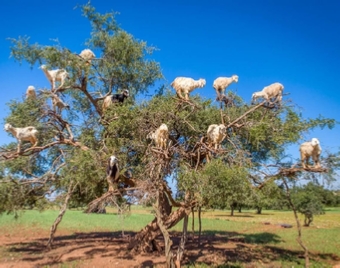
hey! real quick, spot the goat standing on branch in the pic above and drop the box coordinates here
[147,123,169,150]
[102,89,129,113]
[213,75,239,100]
[4,123,38,153]
[79,48,96,65]
[51,93,70,114]
[25,85,36,100]
[40,65,69,91]
[171,77,206,101]
[207,124,227,149]
[106,155,120,192]
[252,82,284,104]
[299,138,322,169]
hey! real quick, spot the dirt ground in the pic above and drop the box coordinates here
[0,226,339,268]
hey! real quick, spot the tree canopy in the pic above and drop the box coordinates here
[0,3,339,266]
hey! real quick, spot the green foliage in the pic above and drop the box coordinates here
[250,181,282,213]
[203,160,251,211]
[0,176,43,214]
[83,3,163,95]
[243,106,336,162]
[291,182,326,226]
[1,3,164,212]
[5,98,42,127]
[0,3,338,222]
[61,149,107,206]
[5,97,57,148]
[178,159,251,211]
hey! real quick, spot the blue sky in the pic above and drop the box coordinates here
[1,0,339,185]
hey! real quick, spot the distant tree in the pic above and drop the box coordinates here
[291,183,326,226]
[334,190,340,206]
[180,159,252,216]
[250,180,281,214]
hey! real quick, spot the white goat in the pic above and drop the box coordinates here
[51,93,70,113]
[40,65,69,91]
[171,77,206,100]
[147,123,169,149]
[79,49,96,65]
[4,123,38,153]
[26,85,36,100]
[252,82,284,104]
[213,75,239,99]
[299,138,322,169]
[207,124,227,149]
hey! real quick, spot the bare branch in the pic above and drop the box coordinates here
[226,101,265,128]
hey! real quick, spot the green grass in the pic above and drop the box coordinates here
[0,209,154,233]
[324,207,340,212]
[197,209,340,255]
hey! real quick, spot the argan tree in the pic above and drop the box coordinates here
[291,182,328,226]
[0,3,338,268]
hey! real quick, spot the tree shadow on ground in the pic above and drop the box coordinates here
[4,230,340,267]
[6,231,164,267]
[214,214,254,218]
[213,212,275,218]
[170,230,340,266]
[200,230,281,244]
[243,232,282,244]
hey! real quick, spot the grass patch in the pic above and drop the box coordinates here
[0,209,154,233]
[198,209,340,256]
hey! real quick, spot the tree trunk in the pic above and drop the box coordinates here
[283,178,310,268]
[198,206,202,246]
[230,205,234,216]
[304,213,313,227]
[191,207,195,240]
[238,205,242,213]
[256,207,262,214]
[154,191,176,268]
[47,182,76,249]
[176,214,188,267]
[128,199,191,253]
